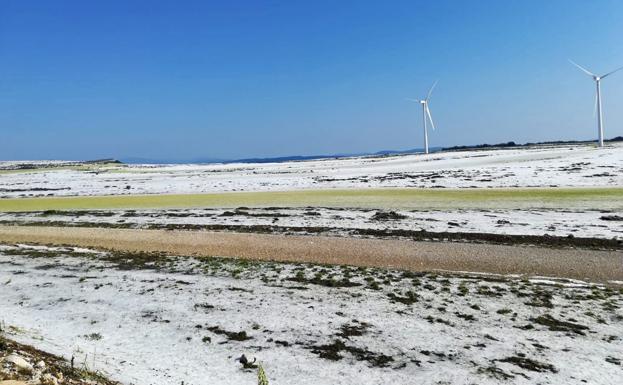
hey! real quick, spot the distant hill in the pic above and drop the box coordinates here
[120,156,227,164]
[121,148,432,165]
[443,136,623,152]
[119,136,622,165]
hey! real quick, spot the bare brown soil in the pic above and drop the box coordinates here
[4,219,620,250]
[1,225,622,283]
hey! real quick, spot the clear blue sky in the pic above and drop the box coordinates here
[1,0,622,161]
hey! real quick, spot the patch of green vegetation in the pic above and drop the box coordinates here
[364,277,381,290]
[336,322,371,339]
[602,300,619,312]
[476,285,504,297]
[308,339,394,367]
[0,332,7,352]
[100,250,173,271]
[285,270,360,288]
[532,314,589,335]
[387,290,419,305]
[525,289,554,308]
[455,312,477,321]
[514,323,535,330]
[477,365,515,380]
[83,332,102,341]
[206,326,252,341]
[1,187,622,212]
[603,335,619,343]
[497,355,557,373]
[424,316,454,326]
[457,282,469,296]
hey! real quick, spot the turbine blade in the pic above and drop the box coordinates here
[405,98,420,102]
[426,105,436,131]
[569,59,596,77]
[426,80,438,101]
[593,89,598,117]
[601,65,623,79]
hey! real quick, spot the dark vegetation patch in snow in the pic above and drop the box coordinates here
[600,215,623,221]
[497,355,557,373]
[1,243,622,384]
[206,326,252,342]
[4,213,621,250]
[307,339,395,367]
[370,211,408,221]
[531,314,589,335]
[286,270,361,288]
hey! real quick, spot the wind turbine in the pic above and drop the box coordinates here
[569,59,623,147]
[407,81,437,154]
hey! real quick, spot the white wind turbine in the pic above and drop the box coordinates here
[407,81,437,154]
[569,59,623,147]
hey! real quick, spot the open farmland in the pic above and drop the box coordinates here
[1,144,622,199]
[0,226,621,282]
[4,3,623,384]
[1,144,622,385]
[1,244,622,385]
[0,187,621,212]
[0,205,622,244]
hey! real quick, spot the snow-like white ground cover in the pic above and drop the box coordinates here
[1,244,621,385]
[1,207,621,240]
[1,144,621,198]
[0,160,84,170]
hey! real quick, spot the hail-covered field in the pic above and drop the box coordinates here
[1,143,622,240]
[1,144,622,385]
[0,206,621,241]
[1,144,622,198]
[1,244,622,385]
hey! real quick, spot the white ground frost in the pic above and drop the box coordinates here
[1,144,622,198]
[1,207,622,240]
[1,244,621,385]
[1,144,622,385]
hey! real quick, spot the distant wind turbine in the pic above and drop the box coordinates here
[407,81,437,154]
[569,59,623,147]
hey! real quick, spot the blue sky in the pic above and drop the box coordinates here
[1,1,622,161]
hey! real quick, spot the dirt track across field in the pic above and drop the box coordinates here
[0,225,622,283]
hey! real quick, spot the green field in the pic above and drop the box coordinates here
[0,187,621,212]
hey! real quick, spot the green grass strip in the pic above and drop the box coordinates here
[0,187,621,212]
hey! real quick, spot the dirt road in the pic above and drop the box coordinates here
[0,225,621,283]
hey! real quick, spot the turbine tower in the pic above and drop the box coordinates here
[407,81,437,154]
[569,60,623,147]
